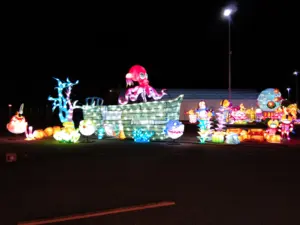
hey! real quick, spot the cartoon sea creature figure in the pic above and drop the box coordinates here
[220,99,232,123]
[164,120,185,139]
[118,65,167,104]
[264,119,281,143]
[196,100,208,129]
[79,120,96,136]
[278,114,294,140]
[7,104,27,134]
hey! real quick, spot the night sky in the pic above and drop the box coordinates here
[2,1,300,106]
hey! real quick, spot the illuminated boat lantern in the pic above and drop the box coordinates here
[82,95,183,141]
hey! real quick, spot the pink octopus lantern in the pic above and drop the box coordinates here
[118,65,167,105]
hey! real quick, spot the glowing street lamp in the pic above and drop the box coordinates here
[8,104,12,119]
[286,87,291,99]
[294,71,298,106]
[222,5,237,100]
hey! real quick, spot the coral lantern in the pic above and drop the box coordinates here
[7,104,27,134]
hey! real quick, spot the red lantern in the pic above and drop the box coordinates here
[267,101,276,109]
[274,97,281,102]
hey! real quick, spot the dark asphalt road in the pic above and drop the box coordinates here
[1,138,300,225]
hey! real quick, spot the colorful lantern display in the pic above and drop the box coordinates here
[255,108,263,122]
[220,99,232,123]
[33,130,47,140]
[212,131,226,143]
[226,128,247,142]
[185,110,197,123]
[278,114,294,140]
[44,127,54,136]
[48,77,81,123]
[287,104,298,120]
[79,119,96,136]
[118,65,167,104]
[215,111,226,132]
[264,119,281,143]
[82,95,183,141]
[132,128,154,143]
[104,124,119,137]
[230,107,247,124]
[118,124,126,140]
[196,100,209,129]
[97,127,105,139]
[164,120,184,139]
[257,88,283,118]
[246,129,265,142]
[53,121,80,143]
[225,133,240,144]
[25,126,35,140]
[7,104,27,134]
[197,119,213,143]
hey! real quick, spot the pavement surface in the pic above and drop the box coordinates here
[1,134,300,225]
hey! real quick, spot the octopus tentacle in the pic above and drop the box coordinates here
[148,87,167,100]
[118,86,142,105]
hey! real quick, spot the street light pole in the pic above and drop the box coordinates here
[294,71,298,106]
[228,18,231,100]
[223,6,236,100]
[287,87,291,100]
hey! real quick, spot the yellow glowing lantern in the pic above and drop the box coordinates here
[33,129,46,140]
[53,122,80,143]
[52,126,61,135]
[44,127,53,136]
[212,131,226,143]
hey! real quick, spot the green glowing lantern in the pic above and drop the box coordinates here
[211,131,226,143]
[82,95,184,141]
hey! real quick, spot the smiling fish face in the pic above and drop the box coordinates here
[165,120,185,139]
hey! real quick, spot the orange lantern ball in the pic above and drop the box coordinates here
[267,101,276,109]
[44,127,54,136]
[33,130,46,140]
[274,89,279,94]
[52,126,61,135]
[274,97,281,102]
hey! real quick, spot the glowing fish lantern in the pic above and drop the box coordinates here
[79,119,96,136]
[164,120,184,139]
[7,104,27,134]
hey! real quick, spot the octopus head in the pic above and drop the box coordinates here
[126,65,148,87]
